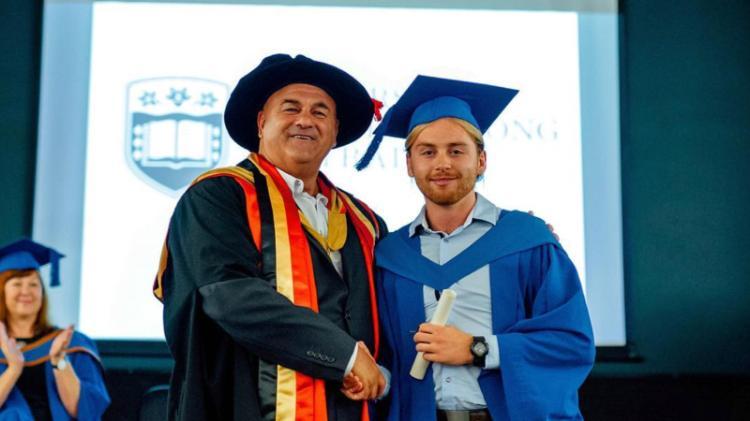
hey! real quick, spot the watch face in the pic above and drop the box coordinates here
[472,341,488,357]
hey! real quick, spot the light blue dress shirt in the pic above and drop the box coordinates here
[408,193,501,410]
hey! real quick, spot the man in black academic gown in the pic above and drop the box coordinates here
[154,54,386,421]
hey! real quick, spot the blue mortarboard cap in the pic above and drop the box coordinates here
[355,75,518,170]
[0,239,65,287]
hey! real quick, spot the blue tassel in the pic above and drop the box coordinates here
[50,251,61,287]
[355,108,394,171]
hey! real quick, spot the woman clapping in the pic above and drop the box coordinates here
[0,239,109,420]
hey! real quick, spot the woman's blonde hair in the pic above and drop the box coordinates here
[0,269,52,337]
[405,117,484,153]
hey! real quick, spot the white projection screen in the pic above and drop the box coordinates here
[33,0,625,347]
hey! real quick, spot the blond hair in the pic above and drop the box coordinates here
[405,117,484,153]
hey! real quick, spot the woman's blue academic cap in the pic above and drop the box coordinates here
[355,75,518,170]
[0,239,64,286]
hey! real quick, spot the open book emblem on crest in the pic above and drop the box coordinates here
[125,78,229,195]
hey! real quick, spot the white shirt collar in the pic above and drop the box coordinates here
[276,167,329,206]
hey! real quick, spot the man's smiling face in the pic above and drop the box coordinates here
[407,118,486,207]
[257,83,339,176]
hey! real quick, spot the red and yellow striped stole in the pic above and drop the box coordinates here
[152,165,260,301]
[154,153,381,421]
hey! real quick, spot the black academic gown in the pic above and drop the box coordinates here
[161,159,384,421]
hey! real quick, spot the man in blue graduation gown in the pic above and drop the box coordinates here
[356,76,595,420]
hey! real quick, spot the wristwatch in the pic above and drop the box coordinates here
[52,357,69,371]
[470,336,488,368]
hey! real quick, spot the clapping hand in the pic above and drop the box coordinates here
[0,322,24,372]
[49,325,73,366]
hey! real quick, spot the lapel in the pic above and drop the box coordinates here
[303,229,346,285]
[339,217,367,289]
[303,217,365,291]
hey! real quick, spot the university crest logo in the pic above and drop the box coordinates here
[125,78,229,195]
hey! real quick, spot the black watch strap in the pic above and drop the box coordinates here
[470,336,488,368]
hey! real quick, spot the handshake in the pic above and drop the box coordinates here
[340,341,386,401]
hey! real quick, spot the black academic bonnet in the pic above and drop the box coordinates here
[224,54,374,151]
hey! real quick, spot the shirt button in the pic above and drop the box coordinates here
[445,377,451,383]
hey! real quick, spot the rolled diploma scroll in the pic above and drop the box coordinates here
[409,289,457,380]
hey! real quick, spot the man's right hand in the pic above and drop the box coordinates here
[341,341,384,401]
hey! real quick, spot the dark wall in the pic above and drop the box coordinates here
[596,0,750,376]
[1,0,748,399]
[0,0,41,242]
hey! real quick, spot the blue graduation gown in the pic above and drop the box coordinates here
[376,211,595,421]
[0,330,110,420]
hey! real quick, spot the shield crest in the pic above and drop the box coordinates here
[125,77,229,195]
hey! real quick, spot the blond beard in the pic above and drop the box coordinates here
[416,173,478,206]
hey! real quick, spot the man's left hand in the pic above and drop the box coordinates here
[413,323,473,366]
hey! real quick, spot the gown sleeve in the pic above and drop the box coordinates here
[0,387,34,420]
[493,244,596,420]
[68,350,110,420]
